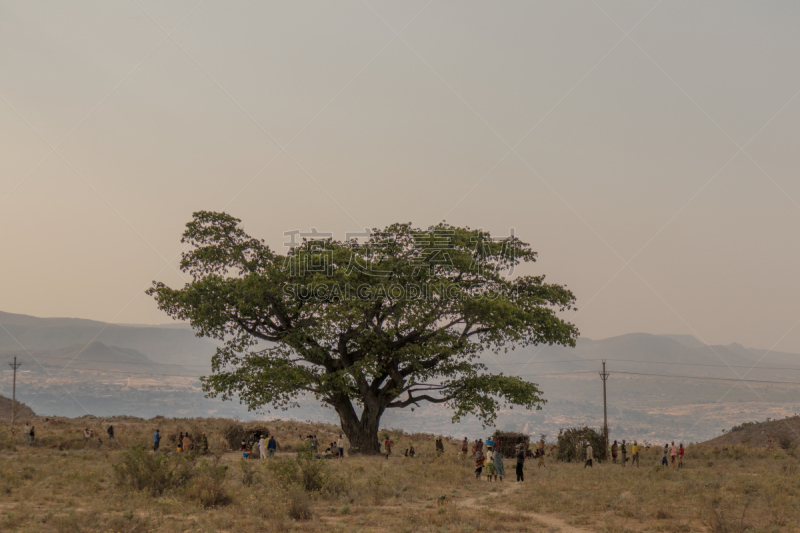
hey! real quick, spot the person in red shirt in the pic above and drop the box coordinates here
[384,437,392,459]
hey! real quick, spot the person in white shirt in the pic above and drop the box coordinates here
[258,435,266,460]
[584,444,593,468]
[337,435,346,458]
[24,424,31,445]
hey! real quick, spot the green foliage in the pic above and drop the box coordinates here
[111,445,195,496]
[148,212,579,451]
[556,427,607,463]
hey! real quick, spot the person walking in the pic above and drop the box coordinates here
[258,435,267,460]
[493,446,505,482]
[621,439,627,467]
[631,440,640,467]
[678,443,685,468]
[670,441,677,466]
[177,432,184,453]
[29,426,35,445]
[182,433,192,452]
[461,437,469,458]
[24,424,31,445]
[267,435,277,457]
[153,429,161,452]
[661,444,669,466]
[584,443,593,468]
[537,442,546,468]
[611,440,618,464]
[476,439,484,457]
[515,444,525,483]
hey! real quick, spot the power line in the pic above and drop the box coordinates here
[487,357,800,372]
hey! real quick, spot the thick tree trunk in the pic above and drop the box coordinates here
[331,395,383,455]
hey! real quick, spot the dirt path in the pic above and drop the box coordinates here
[457,482,593,533]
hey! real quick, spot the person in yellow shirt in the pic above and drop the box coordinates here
[631,441,639,467]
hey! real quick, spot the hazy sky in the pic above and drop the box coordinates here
[2,1,800,353]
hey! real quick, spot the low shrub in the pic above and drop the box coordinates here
[186,458,230,507]
[112,445,196,496]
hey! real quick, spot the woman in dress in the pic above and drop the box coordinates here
[493,446,505,482]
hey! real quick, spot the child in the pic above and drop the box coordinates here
[474,451,485,479]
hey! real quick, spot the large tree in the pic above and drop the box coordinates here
[148,211,578,453]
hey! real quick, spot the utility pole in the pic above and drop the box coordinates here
[9,357,21,437]
[599,360,610,458]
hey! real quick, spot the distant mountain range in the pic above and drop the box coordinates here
[0,310,217,367]
[2,310,799,443]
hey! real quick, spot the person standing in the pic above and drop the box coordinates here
[493,446,505,482]
[461,437,469,457]
[537,442,546,468]
[476,439,484,457]
[29,426,35,445]
[337,434,346,458]
[485,447,496,480]
[435,436,444,455]
[621,439,627,467]
[384,436,393,459]
[661,444,669,466]
[678,443,684,468]
[267,435,277,457]
[258,435,267,460]
[611,440,618,464]
[670,441,677,466]
[631,440,640,467]
[515,444,525,483]
[83,427,91,446]
[200,432,209,454]
[177,432,184,453]
[474,451,485,479]
[182,432,192,452]
[153,429,161,452]
[24,424,31,446]
[584,443,593,468]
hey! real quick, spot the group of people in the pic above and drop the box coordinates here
[81,425,115,446]
[608,439,638,467]
[465,437,546,483]
[301,434,345,459]
[583,439,685,468]
[243,434,276,459]
[661,441,685,468]
[174,430,208,454]
[22,424,35,445]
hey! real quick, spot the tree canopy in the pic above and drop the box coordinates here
[147,211,578,453]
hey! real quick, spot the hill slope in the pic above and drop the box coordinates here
[702,416,800,448]
[0,394,36,419]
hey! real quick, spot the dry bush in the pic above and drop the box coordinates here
[705,500,751,533]
[112,444,196,496]
[186,457,231,507]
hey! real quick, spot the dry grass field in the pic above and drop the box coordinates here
[0,415,797,533]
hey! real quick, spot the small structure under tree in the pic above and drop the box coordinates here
[556,426,607,463]
[492,430,530,458]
